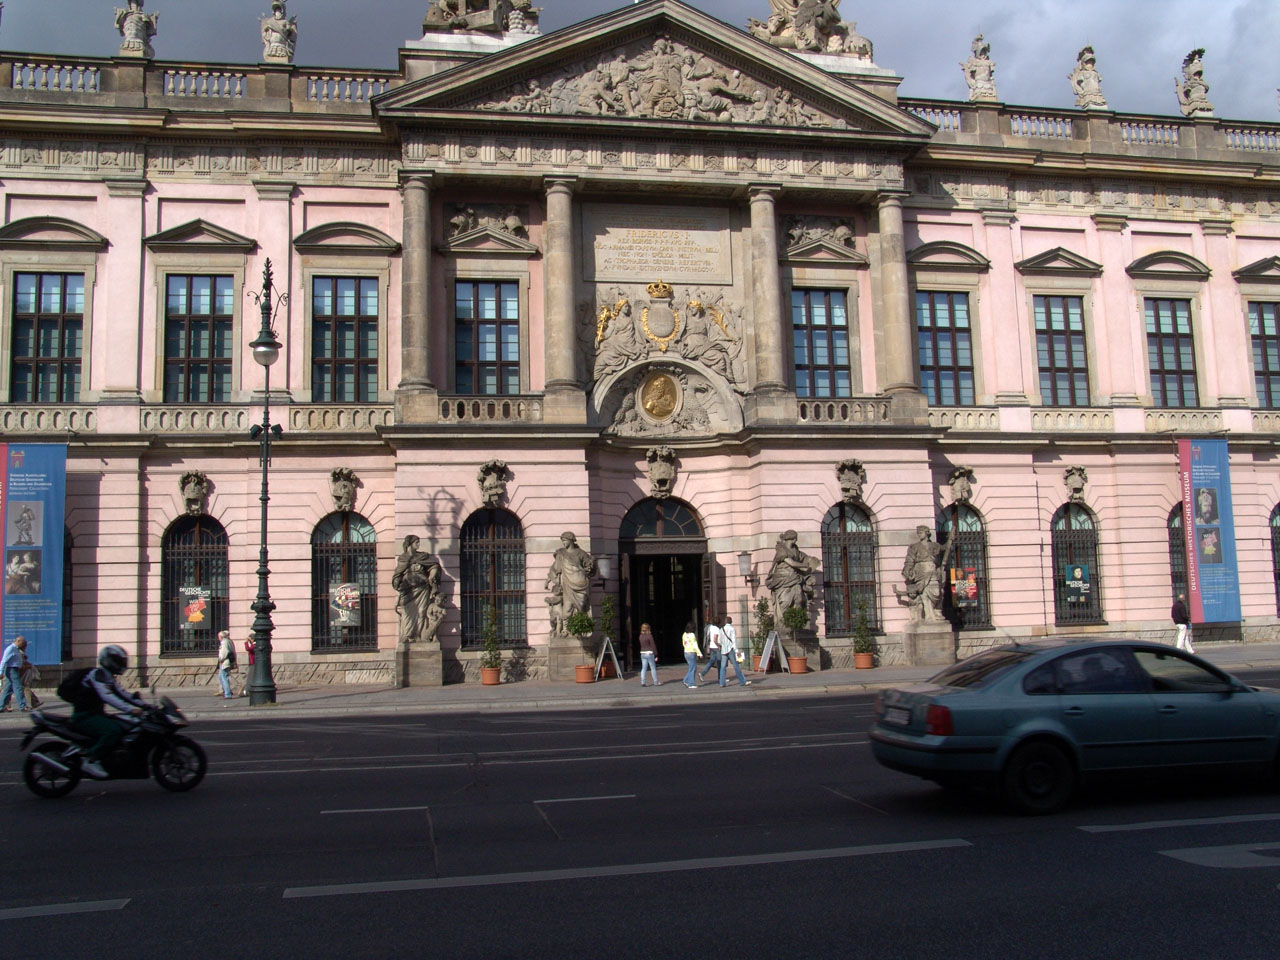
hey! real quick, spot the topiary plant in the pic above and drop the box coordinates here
[782,604,808,641]
[852,595,877,658]
[480,605,502,670]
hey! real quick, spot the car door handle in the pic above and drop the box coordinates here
[1063,707,1084,716]
[1159,705,1178,714]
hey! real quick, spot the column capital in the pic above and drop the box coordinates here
[104,178,149,198]
[876,189,911,208]
[1092,212,1128,232]
[399,172,433,191]
[1200,218,1233,237]
[252,180,296,202]
[544,175,578,194]
[747,183,782,202]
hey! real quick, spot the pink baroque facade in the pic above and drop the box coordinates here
[4,0,1280,685]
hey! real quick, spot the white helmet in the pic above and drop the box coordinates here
[98,645,128,675]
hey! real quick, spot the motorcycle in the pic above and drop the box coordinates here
[19,696,207,798]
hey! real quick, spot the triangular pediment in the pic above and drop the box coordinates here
[144,219,256,253]
[293,222,401,256]
[1126,251,1210,281]
[376,0,933,141]
[438,226,540,258]
[907,241,991,273]
[782,238,868,266]
[1015,246,1103,277]
[0,216,108,251]
[1233,256,1280,284]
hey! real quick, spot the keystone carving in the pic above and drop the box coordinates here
[948,466,975,504]
[477,459,512,508]
[330,468,358,512]
[646,445,677,499]
[836,459,867,503]
[1064,466,1088,503]
[180,471,210,517]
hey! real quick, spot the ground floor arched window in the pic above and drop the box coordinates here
[460,508,526,648]
[311,512,378,651]
[1168,505,1188,602]
[161,514,229,655]
[820,502,878,634]
[938,504,991,629]
[1050,503,1103,625]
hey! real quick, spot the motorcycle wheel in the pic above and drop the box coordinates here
[23,743,82,798]
[151,736,207,792]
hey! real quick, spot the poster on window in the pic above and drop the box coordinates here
[329,582,361,627]
[0,444,67,665]
[950,567,978,607]
[1064,564,1091,604]
[180,585,211,629]
[1180,438,1241,624]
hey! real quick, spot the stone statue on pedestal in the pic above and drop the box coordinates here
[545,532,595,637]
[260,1,298,64]
[961,34,998,102]
[1068,46,1108,110]
[1175,48,1214,118]
[894,525,953,623]
[115,0,158,59]
[392,535,445,643]
[765,530,818,629]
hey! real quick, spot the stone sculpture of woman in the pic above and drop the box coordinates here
[260,0,298,64]
[764,530,818,629]
[544,532,595,637]
[893,525,953,623]
[392,535,444,643]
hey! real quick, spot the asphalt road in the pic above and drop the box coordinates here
[4,669,1280,959]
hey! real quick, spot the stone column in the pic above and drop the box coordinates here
[396,174,437,422]
[876,190,925,419]
[95,178,147,434]
[749,185,785,391]
[542,176,585,422]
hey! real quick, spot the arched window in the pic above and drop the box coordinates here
[1270,504,1280,616]
[161,515,229,655]
[821,503,878,634]
[460,508,526,648]
[311,512,378,651]
[938,504,991,629]
[618,498,703,539]
[62,527,73,662]
[1168,505,1188,601]
[1050,503,1103,625]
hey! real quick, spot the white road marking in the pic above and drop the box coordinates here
[1079,813,1280,833]
[1160,842,1280,869]
[822,784,889,815]
[322,805,432,815]
[534,794,636,805]
[0,899,130,920]
[283,839,972,899]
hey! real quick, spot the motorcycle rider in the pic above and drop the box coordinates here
[70,645,146,780]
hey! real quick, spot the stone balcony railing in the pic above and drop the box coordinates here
[1144,408,1224,433]
[0,405,97,434]
[928,406,1001,431]
[437,396,544,423]
[797,397,890,423]
[1032,408,1114,432]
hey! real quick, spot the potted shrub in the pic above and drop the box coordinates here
[599,594,619,678]
[852,595,877,669]
[480,605,502,685]
[782,605,809,674]
[752,596,774,672]
[567,609,596,683]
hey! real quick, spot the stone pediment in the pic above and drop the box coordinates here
[1125,250,1210,281]
[293,222,401,256]
[144,219,256,254]
[907,241,991,273]
[376,0,933,140]
[438,226,540,258]
[782,237,868,266]
[1233,256,1280,284]
[1015,246,1103,277]
[0,216,108,251]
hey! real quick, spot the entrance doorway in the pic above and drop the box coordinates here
[618,498,708,663]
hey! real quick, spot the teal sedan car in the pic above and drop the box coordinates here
[869,640,1280,813]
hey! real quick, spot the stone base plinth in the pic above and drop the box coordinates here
[394,387,439,424]
[547,635,588,682]
[903,622,956,666]
[397,642,443,687]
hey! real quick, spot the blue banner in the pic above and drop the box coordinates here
[1,444,67,665]
[1179,438,1241,624]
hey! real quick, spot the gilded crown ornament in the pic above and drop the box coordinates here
[646,279,673,300]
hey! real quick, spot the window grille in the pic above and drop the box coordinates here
[161,515,229,655]
[821,502,878,634]
[1050,503,1103,624]
[938,504,992,628]
[311,512,378,651]
[460,509,526,648]
[1168,506,1188,602]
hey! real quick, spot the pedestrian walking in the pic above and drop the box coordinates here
[698,618,722,683]
[637,622,661,687]
[718,616,751,687]
[1171,592,1194,653]
[1,635,30,711]
[681,622,701,688]
[239,635,256,696]
[215,629,236,699]
[20,649,41,708]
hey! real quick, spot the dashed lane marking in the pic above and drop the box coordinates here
[1160,842,1280,869]
[1079,813,1280,833]
[0,899,130,921]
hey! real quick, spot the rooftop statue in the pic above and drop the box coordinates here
[115,0,158,59]
[1175,48,1214,118]
[746,0,872,58]
[260,1,298,64]
[423,0,539,36]
[961,34,998,102]
[1068,45,1108,110]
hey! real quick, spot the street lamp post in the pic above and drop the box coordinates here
[247,258,285,705]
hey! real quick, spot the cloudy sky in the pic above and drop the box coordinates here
[3,0,1277,120]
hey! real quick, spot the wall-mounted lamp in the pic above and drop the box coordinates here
[596,555,615,583]
[737,550,757,586]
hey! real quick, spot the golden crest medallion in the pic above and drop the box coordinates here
[639,373,680,422]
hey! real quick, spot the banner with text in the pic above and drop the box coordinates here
[1180,437,1241,624]
[1,444,67,665]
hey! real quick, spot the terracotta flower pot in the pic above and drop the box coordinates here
[574,663,596,683]
[854,652,874,670]
[752,655,763,673]
[787,655,808,674]
[481,666,501,685]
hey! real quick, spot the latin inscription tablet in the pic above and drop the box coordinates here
[582,203,732,284]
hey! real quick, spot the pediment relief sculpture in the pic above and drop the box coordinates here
[471,35,848,129]
[747,0,873,59]
[598,363,744,439]
[447,204,529,240]
[588,281,746,393]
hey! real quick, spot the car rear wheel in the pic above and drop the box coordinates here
[1002,740,1074,815]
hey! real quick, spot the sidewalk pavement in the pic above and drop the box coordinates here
[6,640,1280,727]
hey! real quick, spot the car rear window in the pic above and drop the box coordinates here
[929,649,1034,688]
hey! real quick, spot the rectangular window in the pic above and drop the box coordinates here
[164,275,234,403]
[11,272,84,402]
[1145,298,1197,408]
[916,291,975,406]
[792,289,851,398]
[312,276,379,402]
[1250,301,1280,409]
[1034,295,1090,406]
[454,281,520,395]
